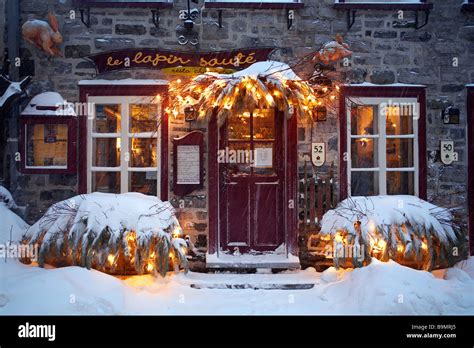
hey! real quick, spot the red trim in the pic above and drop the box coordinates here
[172,131,204,197]
[462,3,474,11]
[78,84,169,201]
[207,110,219,255]
[286,111,298,256]
[72,0,173,8]
[467,87,474,256]
[339,85,427,200]
[205,1,304,9]
[333,3,432,10]
[19,116,77,175]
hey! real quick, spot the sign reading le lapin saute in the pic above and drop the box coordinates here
[85,48,275,75]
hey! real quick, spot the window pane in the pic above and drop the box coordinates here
[253,109,274,140]
[94,104,121,133]
[254,142,274,175]
[351,138,378,168]
[129,171,157,195]
[351,171,379,196]
[130,138,157,167]
[227,142,251,174]
[93,138,120,167]
[387,172,414,195]
[386,138,414,168]
[26,124,68,167]
[386,106,414,135]
[228,112,250,140]
[351,105,378,135]
[130,104,159,133]
[92,172,120,193]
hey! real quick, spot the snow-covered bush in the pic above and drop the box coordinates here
[21,193,188,276]
[320,195,465,271]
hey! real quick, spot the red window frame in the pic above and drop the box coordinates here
[19,116,78,175]
[78,83,169,201]
[339,85,427,200]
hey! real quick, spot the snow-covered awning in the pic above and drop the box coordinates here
[21,92,77,116]
[78,78,168,86]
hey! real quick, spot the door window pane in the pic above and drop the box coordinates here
[386,138,414,168]
[254,142,274,175]
[386,106,414,135]
[130,138,157,167]
[92,172,120,193]
[351,105,378,135]
[228,112,251,140]
[94,104,121,133]
[351,171,379,196]
[253,109,275,140]
[227,142,251,174]
[387,171,414,195]
[93,138,120,167]
[130,104,159,133]
[26,124,68,167]
[129,171,157,195]
[351,138,378,168]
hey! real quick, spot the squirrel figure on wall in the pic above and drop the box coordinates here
[22,12,63,57]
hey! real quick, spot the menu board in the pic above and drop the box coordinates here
[176,145,200,184]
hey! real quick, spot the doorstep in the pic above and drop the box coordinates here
[205,252,301,269]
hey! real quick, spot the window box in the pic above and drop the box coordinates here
[462,0,474,12]
[333,0,433,11]
[339,84,427,200]
[72,0,173,8]
[204,0,304,9]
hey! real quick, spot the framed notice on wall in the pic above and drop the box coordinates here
[173,131,204,196]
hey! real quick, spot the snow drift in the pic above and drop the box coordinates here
[0,186,29,244]
[320,195,465,270]
[22,192,188,276]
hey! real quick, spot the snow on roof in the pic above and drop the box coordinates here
[21,92,77,116]
[78,79,169,86]
[346,82,426,87]
[218,60,300,81]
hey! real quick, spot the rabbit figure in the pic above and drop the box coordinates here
[22,12,63,57]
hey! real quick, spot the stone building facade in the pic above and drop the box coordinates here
[1,0,473,269]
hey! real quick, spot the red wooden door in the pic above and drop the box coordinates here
[219,109,285,253]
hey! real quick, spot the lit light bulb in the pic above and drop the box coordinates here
[107,254,115,265]
[146,262,154,272]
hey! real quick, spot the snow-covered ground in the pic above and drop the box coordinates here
[1,189,473,315]
[1,257,473,315]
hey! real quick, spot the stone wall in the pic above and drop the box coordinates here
[6,0,474,264]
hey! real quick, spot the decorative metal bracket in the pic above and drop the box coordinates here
[80,7,91,28]
[347,9,356,30]
[414,9,430,30]
[151,9,160,28]
[287,9,293,30]
[218,10,223,28]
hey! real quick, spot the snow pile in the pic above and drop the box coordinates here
[1,257,473,315]
[0,185,17,209]
[22,192,188,276]
[0,186,29,244]
[21,92,77,116]
[320,195,464,270]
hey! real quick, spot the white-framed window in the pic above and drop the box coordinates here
[87,96,162,196]
[346,97,419,196]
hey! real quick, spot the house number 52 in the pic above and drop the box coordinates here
[311,142,325,167]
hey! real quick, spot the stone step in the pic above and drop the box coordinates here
[190,283,315,290]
